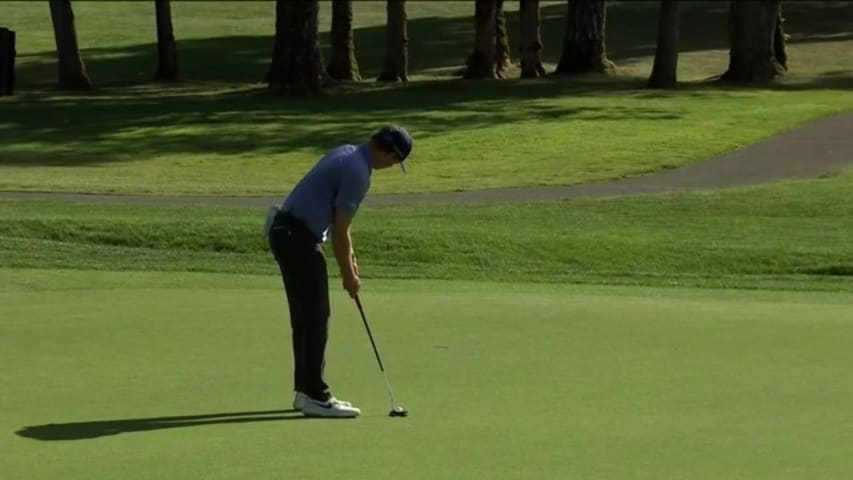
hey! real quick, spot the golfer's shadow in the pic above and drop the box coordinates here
[16,409,306,441]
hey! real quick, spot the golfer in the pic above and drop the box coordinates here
[267,126,413,418]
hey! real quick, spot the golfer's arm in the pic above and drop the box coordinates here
[332,212,357,278]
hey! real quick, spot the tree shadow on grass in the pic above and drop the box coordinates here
[2,1,848,169]
[0,77,685,167]
[16,409,311,441]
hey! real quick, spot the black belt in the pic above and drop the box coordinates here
[273,211,320,244]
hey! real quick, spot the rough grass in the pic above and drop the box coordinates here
[2,171,852,292]
[0,1,852,195]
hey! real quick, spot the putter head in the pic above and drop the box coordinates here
[389,406,408,417]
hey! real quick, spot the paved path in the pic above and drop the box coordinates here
[2,112,851,207]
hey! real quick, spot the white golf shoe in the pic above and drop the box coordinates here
[293,391,352,410]
[300,396,361,418]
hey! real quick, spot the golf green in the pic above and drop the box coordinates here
[3,269,852,479]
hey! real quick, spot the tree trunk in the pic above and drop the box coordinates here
[154,0,179,81]
[722,0,785,83]
[378,0,408,82]
[48,0,91,90]
[463,0,498,79]
[555,0,614,75]
[494,0,511,77]
[266,0,286,84]
[0,27,15,96]
[327,0,361,81]
[774,3,788,71]
[267,0,325,94]
[647,0,679,88]
[519,0,546,78]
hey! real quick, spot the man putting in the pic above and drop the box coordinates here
[267,126,413,418]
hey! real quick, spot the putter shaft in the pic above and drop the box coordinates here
[355,295,398,409]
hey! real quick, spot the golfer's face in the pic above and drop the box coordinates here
[375,150,399,170]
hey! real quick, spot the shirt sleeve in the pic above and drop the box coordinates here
[334,161,370,217]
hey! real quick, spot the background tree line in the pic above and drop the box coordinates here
[44,0,790,93]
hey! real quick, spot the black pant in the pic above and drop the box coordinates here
[269,212,331,401]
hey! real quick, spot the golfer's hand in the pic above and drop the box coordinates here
[352,254,360,276]
[343,273,361,299]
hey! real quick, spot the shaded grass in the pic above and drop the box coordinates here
[0,1,851,195]
[1,171,852,291]
[1,83,851,195]
[2,270,853,479]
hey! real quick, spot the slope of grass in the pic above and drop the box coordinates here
[3,270,853,480]
[1,171,852,291]
[0,1,851,195]
[1,84,851,195]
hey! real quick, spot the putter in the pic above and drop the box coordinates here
[354,295,408,418]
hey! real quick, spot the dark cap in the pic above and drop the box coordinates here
[373,125,413,173]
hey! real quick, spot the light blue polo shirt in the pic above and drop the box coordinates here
[282,144,372,242]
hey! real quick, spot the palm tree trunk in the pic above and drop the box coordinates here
[266,0,286,84]
[647,0,679,88]
[555,0,614,75]
[327,0,361,81]
[0,27,15,96]
[267,0,324,94]
[721,0,785,83]
[519,0,546,78]
[377,0,408,82]
[463,0,498,79]
[494,0,511,77]
[48,0,91,90]
[154,0,179,81]
[774,3,788,71]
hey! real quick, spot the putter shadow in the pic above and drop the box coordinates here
[16,409,307,441]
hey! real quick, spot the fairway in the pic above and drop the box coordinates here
[2,269,852,479]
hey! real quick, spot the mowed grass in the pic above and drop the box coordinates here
[1,170,852,291]
[3,3,852,477]
[2,270,853,479]
[0,1,852,194]
[1,84,850,195]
